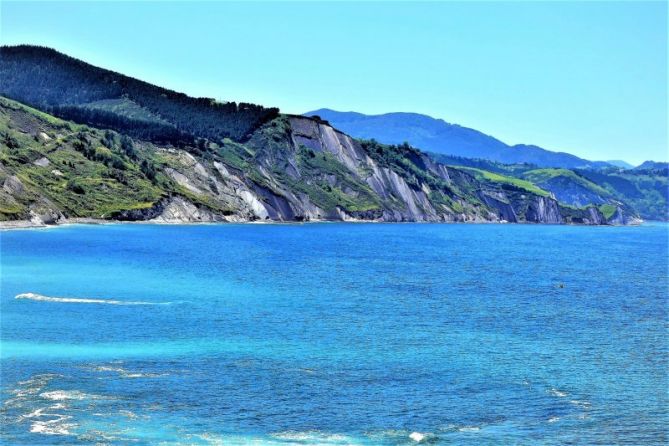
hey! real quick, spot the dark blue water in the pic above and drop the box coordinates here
[1,223,667,445]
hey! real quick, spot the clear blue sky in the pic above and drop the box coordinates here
[1,1,667,163]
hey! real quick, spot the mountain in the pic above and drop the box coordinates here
[634,161,668,172]
[0,46,640,226]
[606,160,634,169]
[304,109,612,169]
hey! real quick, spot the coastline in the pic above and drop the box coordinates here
[0,216,648,231]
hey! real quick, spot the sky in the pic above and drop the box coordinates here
[1,1,667,164]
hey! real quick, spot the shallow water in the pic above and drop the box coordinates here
[1,222,667,445]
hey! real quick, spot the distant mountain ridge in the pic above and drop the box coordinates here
[606,160,634,169]
[634,161,668,172]
[305,109,614,169]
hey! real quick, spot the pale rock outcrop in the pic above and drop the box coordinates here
[33,157,50,167]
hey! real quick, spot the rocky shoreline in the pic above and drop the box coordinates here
[0,215,644,231]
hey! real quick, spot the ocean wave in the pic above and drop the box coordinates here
[270,430,355,443]
[39,390,93,401]
[190,431,365,445]
[30,414,76,436]
[409,432,426,442]
[15,292,171,305]
[89,363,168,379]
[548,388,568,398]
[4,374,61,408]
[121,372,167,378]
[365,429,440,444]
[569,399,591,408]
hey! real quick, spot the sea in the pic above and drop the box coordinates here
[1,222,667,445]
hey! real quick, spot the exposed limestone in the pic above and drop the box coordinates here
[33,156,50,167]
[3,175,25,195]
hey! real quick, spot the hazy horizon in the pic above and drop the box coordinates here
[1,1,666,164]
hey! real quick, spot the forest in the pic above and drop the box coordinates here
[0,45,279,143]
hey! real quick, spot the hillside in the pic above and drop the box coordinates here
[304,109,612,169]
[0,45,279,143]
[633,161,669,172]
[575,168,668,221]
[1,96,627,226]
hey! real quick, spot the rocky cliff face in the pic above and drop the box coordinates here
[109,116,587,224]
[0,97,631,226]
[536,175,607,208]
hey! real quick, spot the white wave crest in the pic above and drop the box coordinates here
[549,388,568,398]
[30,414,76,436]
[269,431,358,444]
[15,292,169,305]
[569,399,591,408]
[39,390,91,401]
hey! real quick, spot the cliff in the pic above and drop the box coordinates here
[1,97,625,226]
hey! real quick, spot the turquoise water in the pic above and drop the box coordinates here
[1,222,667,445]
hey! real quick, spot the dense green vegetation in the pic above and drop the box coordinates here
[0,45,279,144]
[576,168,668,220]
[359,140,480,212]
[455,167,551,197]
[433,153,667,220]
[246,119,383,213]
[522,168,610,197]
[599,204,618,220]
[0,97,166,219]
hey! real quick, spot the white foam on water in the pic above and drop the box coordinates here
[30,414,76,436]
[119,409,138,419]
[5,374,62,408]
[458,426,481,432]
[549,388,568,398]
[569,399,591,408]
[548,416,560,423]
[18,407,48,420]
[192,431,365,446]
[18,403,69,420]
[89,363,167,379]
[409,431,425,442]
[92,365,127,373]
[39,390,92,401]
[271,431,359,445]
[121,372,166,378]
[15,292,171,305]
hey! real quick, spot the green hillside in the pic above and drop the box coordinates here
[455,166,551,197]
[0,45,279,144]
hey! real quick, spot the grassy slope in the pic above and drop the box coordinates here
[454,166,551,197]
[442,158,665,220]
[522,168,611,197]
[0,96,166,220]
[81,98,171,125]
[0,98,394,220]
[576,168,668,220]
